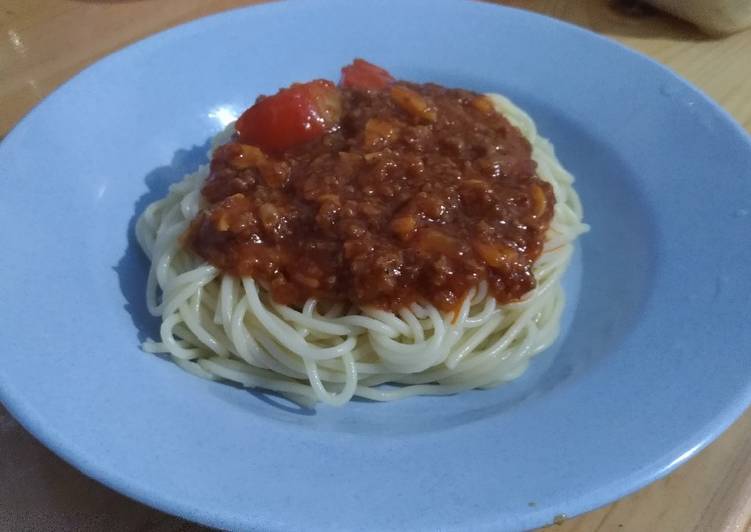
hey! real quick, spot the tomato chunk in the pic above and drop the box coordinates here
[236,79,341,154]
[340,59,395,90]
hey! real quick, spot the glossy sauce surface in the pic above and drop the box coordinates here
[189,79,555,311]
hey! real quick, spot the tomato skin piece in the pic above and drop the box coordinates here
[236,79,341,154]
[340,59,395,90]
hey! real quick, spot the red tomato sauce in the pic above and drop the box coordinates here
[187,60,555,312]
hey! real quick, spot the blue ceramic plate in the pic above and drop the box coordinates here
[1,1,750,530]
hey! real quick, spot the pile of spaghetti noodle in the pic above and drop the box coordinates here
[136,77,587,406]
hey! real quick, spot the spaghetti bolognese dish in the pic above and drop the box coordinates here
[136,59,588,406]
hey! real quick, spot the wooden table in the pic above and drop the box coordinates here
[1,1,750,530]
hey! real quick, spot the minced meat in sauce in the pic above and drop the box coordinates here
[187,60,555,312]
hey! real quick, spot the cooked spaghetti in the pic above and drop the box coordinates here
[136,60,587,406]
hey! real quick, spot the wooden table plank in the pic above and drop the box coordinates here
[0,0,261,137]
[1,1,750,530]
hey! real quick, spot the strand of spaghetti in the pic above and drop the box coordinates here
[293,300,317,338]
[160,313,200,360]
[471,281,488,305]
[363,309,412,337]
[177,297,230,357]
[153,222,188,283]
[398,308,425,343]
[198,357,318,399]
[444,313,505,370]
[368,305,447,372]
[250,325,360,384]
[218,274,236,326]
[272,302,355,336]
[409,303,429,320]
[304,352,358,405]
[355,358,521,401]
[162,269,218,318]
[228,299,266,366]
[242,278,358,360]
[179,186,202,220]
[174,357,217,380]
[165,264,219,295]
[242,327,308,379]
[463,297,499,327]
[330,314,398,337]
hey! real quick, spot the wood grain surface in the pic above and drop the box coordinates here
[1,1,750,531]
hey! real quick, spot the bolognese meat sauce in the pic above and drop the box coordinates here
[188,59,555,312]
